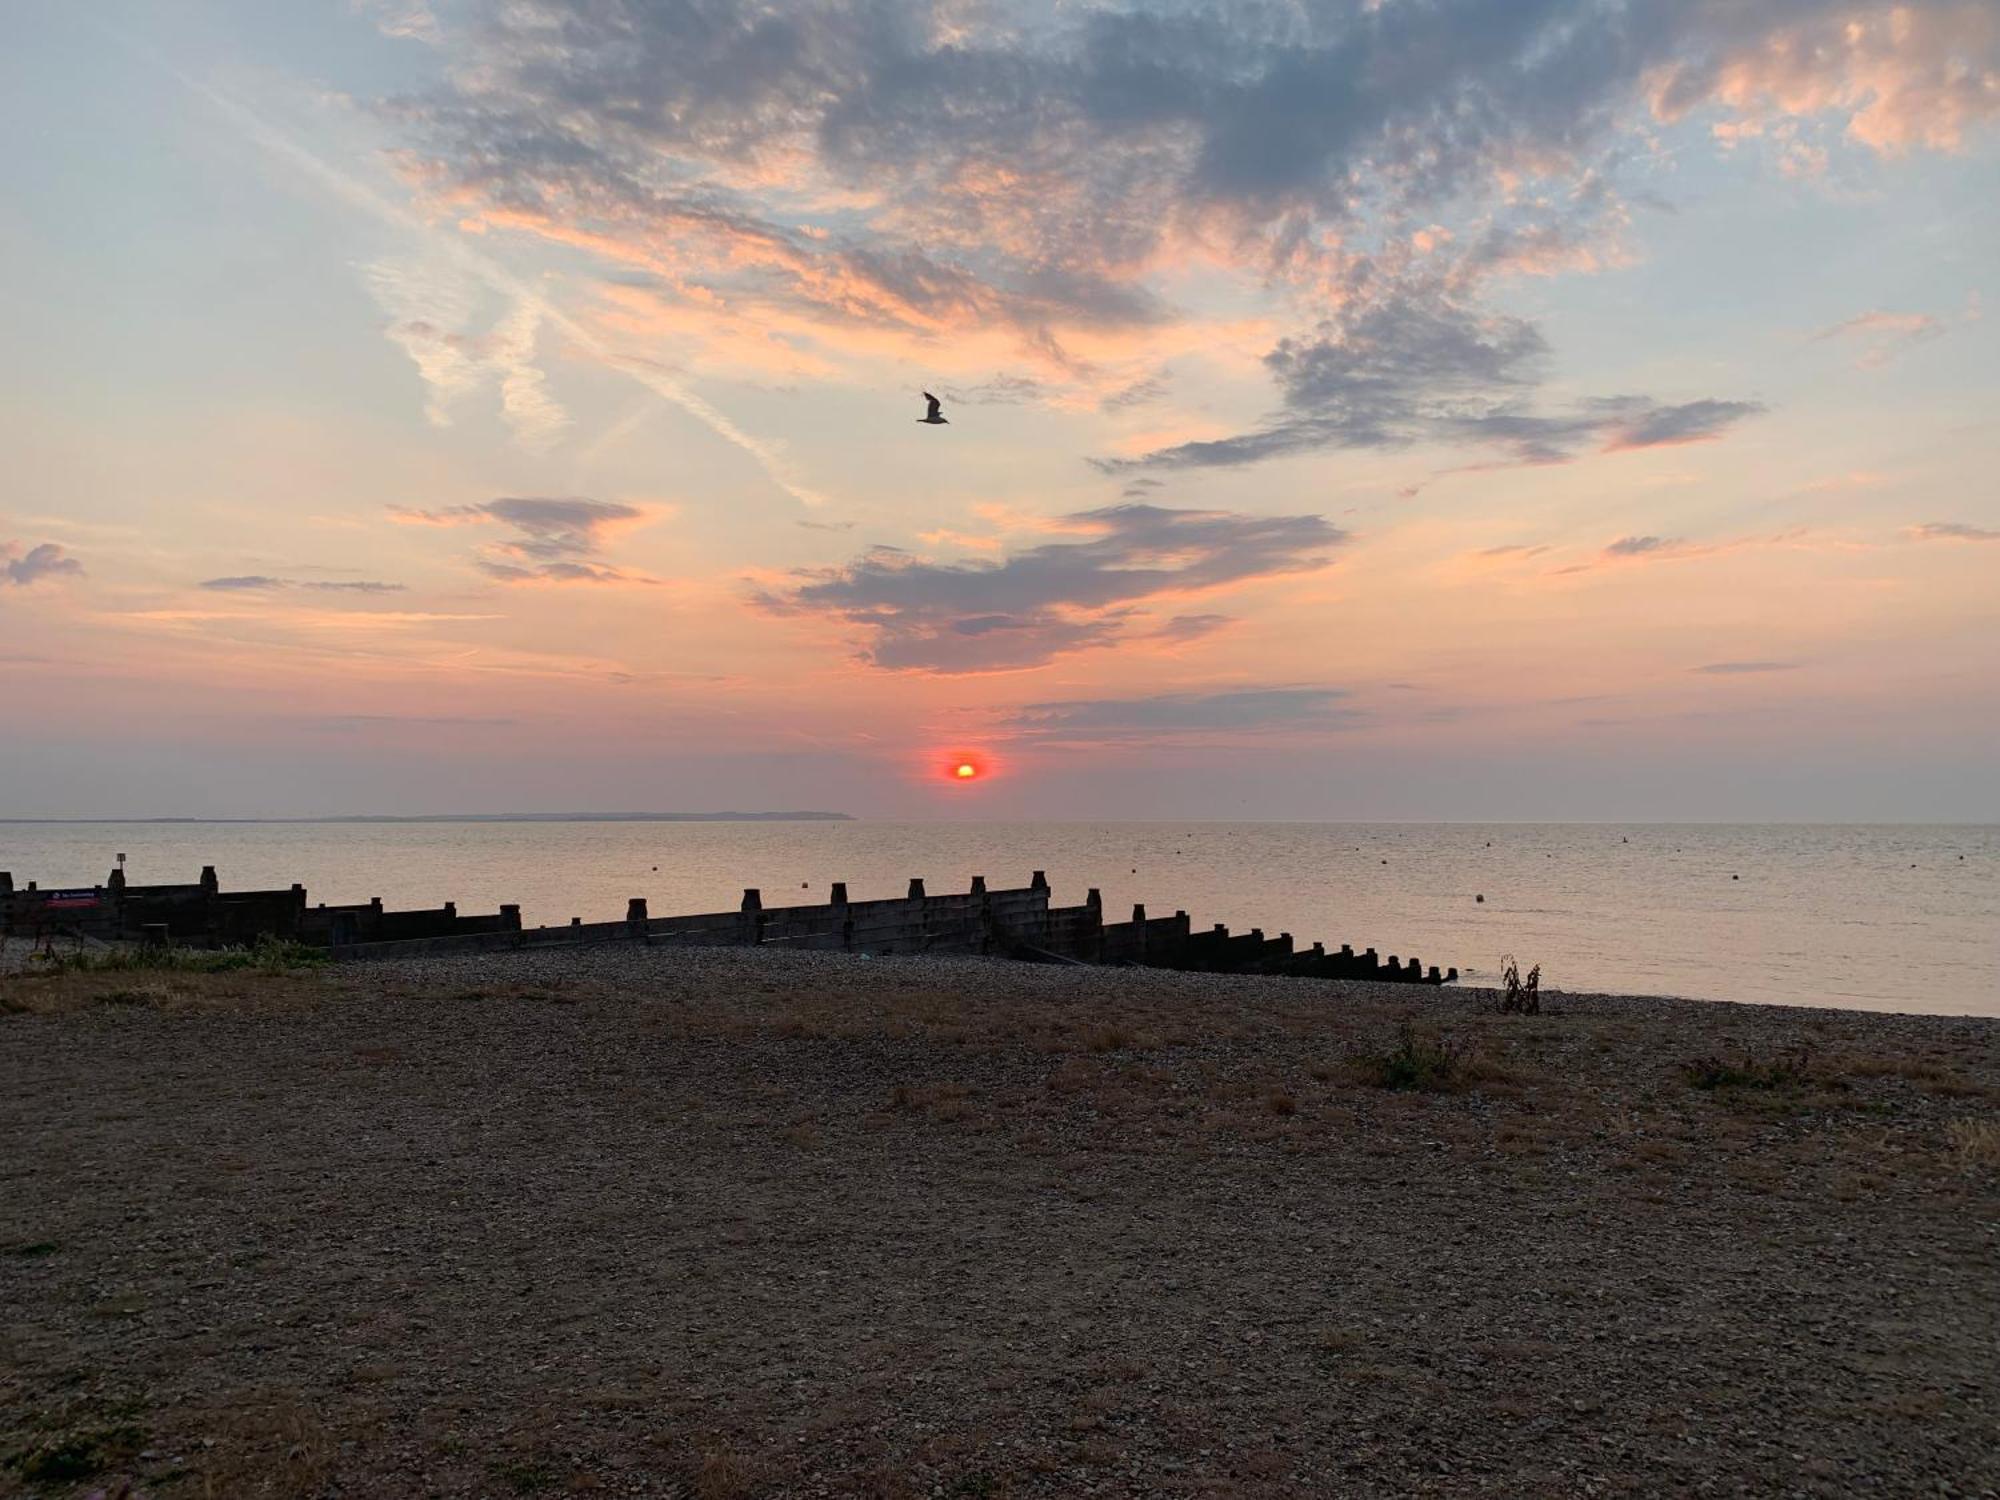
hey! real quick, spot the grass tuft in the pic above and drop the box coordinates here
[6,1423,147,1484]
[1944,1118,2000,1170]
[1351,1024,1468,1092]
[1679,1047,1817,1091]
[27,935,327,976]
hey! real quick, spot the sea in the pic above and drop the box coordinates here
[2,821,1994,1017]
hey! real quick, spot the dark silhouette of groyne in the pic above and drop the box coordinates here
[0,866,1455,985]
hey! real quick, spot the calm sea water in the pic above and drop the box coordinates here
[2,821,1994,1016]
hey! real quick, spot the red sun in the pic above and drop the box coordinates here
[943,753,986,782]
[931,749,996,785]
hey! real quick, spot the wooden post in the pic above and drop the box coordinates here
[831,882,850,950]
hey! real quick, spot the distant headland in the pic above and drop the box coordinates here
[0,811,856,825]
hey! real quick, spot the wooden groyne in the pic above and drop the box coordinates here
[0,867,1456,985]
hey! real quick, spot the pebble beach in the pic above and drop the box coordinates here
[3,944,1998,1497]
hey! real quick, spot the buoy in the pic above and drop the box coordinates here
[1732,874,1739,880]
[1381,859,1388,865]
[1476,894,1485,903]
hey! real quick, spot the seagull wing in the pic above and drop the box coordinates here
[922,392,942,419]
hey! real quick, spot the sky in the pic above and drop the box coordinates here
[1,0,1996,822]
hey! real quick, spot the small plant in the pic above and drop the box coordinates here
[1679,1046,1816,1091]
[1496,955,1541,1015]
[10,1434,107,1483]
[1353,1023,1467,1091]
[6,1423,145,1484]
[491,1458,555,1494]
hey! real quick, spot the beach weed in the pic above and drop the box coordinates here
[1353,1024,1468,1091]
[1496,955,1541,1015]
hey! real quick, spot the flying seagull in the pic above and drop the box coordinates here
[918,391,948,425]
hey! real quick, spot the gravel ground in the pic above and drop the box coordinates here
[3,944,1997,1499]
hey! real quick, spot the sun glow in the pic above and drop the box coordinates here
[955,762,978,779]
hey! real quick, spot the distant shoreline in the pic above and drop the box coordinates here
[0,812,856,825]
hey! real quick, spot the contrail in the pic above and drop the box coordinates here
[97,21,830,508]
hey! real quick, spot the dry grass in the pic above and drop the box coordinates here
[1944,1118,2000,1170]
[189,1394,335,1500]
[690,1445,760,1500]
[1678,1045,1822,1092]
[0,967,330,1018]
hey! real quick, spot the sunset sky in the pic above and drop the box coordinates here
[3,0,1996,820]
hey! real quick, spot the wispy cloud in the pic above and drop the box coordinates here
[299,713,515,729]
[760,504,1343,672]
[354,0,441,44]
[1907,521,2000,542]
[1814,309,1947,368]
[1149,614,1236,644]
[199,575,406,593]
[106,35,828,506]
[1605,535,1677,558]
[390,497,653,583]
[1693,661,1802,675]
[365,258,570,451]
[1007,687,1359,741]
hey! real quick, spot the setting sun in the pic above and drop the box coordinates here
[955,762,978,779]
